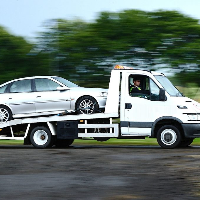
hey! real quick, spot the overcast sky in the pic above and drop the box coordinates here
[1,0,200,41]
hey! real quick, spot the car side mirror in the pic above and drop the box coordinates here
[57,86,69,91]
[159,88,167,101]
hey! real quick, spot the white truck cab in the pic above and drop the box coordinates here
[105,65,200,148]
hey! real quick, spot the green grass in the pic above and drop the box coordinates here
[1,138,200,146]
[0,140,24,145]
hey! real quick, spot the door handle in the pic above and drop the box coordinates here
[36,96,41,98]
[125,103,132,109]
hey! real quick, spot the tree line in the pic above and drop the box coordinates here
[1,9,200,88]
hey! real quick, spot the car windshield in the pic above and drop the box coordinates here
[155,75,183,97]
[52,77,78,88]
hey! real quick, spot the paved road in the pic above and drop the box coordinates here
[0,145,200,200]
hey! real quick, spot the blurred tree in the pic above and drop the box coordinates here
[0,26,49,84]
[38,10,200,88]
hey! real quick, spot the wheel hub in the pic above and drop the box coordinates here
[164,133,173,142]
[33,130,48,145]
[40,135,46,140]
[161,129,177,145]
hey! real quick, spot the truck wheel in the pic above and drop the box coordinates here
[157,125,182,149]
[76,96,98,114]
[30,126,53,148]
[55,139,74,148]
[0,105,12,122]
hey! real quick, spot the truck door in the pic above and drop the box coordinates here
[120,73,167,136]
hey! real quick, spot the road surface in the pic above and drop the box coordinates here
[0,144,200,200]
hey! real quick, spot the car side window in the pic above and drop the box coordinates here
[35,78,60,92]
[10,80,32,93]
[0,84,8,94]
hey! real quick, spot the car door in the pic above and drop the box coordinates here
[34,78,71,112]
[7,79,36,115]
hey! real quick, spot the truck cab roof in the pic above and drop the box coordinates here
[113,65,164,76]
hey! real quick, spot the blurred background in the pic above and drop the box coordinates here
[1,1,200,101]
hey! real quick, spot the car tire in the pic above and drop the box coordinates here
[157,125,182,149]
[30,126,54,148]
[76,96,98,114]
[0,105,12,122]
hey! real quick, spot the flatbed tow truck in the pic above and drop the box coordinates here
[1,65,200,149]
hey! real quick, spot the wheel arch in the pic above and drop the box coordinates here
[26,122,51,138]
[151,117,184,138]
[0,104,12,113]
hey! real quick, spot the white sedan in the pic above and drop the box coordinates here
[0,76,108,122]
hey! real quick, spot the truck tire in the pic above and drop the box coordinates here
[55,139,74,148]
[30,126,53,148]
[157,125,182,149]
[76,96,98,114]
[0,105,12,122]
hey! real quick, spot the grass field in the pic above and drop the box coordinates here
[1,137,200,146]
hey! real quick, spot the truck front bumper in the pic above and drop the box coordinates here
[182,123,200,138]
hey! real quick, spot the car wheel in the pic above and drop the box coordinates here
[0,105,12,122]
[30,126,54,148]
[76,96,98,114]
[157,125,182,149]
[55,139,74,148]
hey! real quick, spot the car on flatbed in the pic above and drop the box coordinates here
[0,76,108,122]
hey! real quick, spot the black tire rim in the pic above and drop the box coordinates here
[78,99,95,114]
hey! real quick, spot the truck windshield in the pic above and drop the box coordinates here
[155,75,183,97]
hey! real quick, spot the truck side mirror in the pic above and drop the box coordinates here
[159,88,166,101]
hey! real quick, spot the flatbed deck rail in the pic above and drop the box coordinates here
[0,112,119,140]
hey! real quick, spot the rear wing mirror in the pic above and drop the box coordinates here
[159,88,167,101]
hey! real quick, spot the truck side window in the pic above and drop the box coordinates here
[150,79,160,101]
[129,75,150,99]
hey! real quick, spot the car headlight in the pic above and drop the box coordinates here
[100,92,108,97]
[187,114,198,121]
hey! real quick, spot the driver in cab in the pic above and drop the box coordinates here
[130,77,142,93]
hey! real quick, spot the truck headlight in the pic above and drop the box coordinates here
[187,114,198,121]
